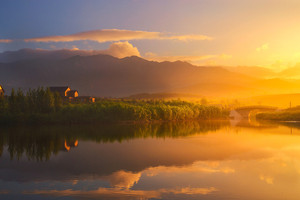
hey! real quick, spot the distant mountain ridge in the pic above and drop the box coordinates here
[1,49,300,97]
[0,48,104,63]
[224,66,277,79]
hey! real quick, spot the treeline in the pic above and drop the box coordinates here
[256,110,300,121]
[0,88,229,124]
[0,87,62,114]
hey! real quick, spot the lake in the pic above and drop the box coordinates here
[0,120,300,200]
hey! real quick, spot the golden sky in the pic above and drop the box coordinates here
[1,0,300,69]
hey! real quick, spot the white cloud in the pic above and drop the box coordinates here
[71,45,79,50]
[103,170,141,189]
[98,41,140,58]
[23,29,212,43]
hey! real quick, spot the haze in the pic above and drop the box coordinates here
[2,0,300,107]
[2,0,300,69]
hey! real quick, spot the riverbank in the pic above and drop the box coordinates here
[256,107,300,121]
[0,100,229,125]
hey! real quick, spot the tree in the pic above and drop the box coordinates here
[16,88,26,113]
[200,98,208,105]
[53,91,62,112]
[39,88,54,113]
[8,88,16,113]
[26,89,37,113]
[0,95,6,113]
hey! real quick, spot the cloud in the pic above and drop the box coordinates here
[34,41,140,58]
[66,41,140,58]
[98,41,140,58]
[161,34,213,41]
[94,161,233,194]
[0,39,12,43]
[256,43,269,52]
[71,45,79,50]
[23,187,217,200]
[160,187,217,195]
[145,161,235,177]
[23,163,220,199]
[23,29,212,43]
[103,170,141,189]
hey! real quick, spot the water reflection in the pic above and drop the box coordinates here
[0,121,229,161]
[1,120,300,199]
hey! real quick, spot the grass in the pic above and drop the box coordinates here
[0,99,229,124]
[256,106,300,121]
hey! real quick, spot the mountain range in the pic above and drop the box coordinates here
[1,49,300,98]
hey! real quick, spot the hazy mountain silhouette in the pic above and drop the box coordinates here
[224,66,277,78]
[1,49,300,97]
[279,63,300,78]
[0,48,101,63]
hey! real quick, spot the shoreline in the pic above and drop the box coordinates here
[0,115,229,126]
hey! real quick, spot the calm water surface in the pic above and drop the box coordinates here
[0,120,300,200]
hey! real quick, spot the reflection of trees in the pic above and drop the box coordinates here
[264,121,300,131]
[0,121,229,160]
[0,127,79,161]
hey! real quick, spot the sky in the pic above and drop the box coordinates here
[1,0,300,69]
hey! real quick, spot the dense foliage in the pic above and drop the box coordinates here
[0,88,229,124]
[257,110,300,121]
[256,106,300,121]
[57,100,228,123]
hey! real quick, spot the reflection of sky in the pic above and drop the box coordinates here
[2,125,300,199]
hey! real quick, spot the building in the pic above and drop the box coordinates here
[67,90,78,98]
[0,85,4,97]
[49,86,71,97]
[49,86,95,103]
[77,96,95,103]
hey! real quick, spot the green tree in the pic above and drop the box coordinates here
[0,95,6,113]
[16,88,26,113]
[53,91,62,112]
[26,89,37,113]
[36,87,54,113]
[8,88,16,113]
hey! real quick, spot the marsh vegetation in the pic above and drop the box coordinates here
[0,88,229,124]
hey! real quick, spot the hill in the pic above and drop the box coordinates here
[279,63,300,79]
[1,49,300,97]
[245,93,300,108]
[0,48,103,63]
[224,66,277,78]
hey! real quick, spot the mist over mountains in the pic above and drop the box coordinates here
[1,49,300,97]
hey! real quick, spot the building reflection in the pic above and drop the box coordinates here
[64,140,78,152]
